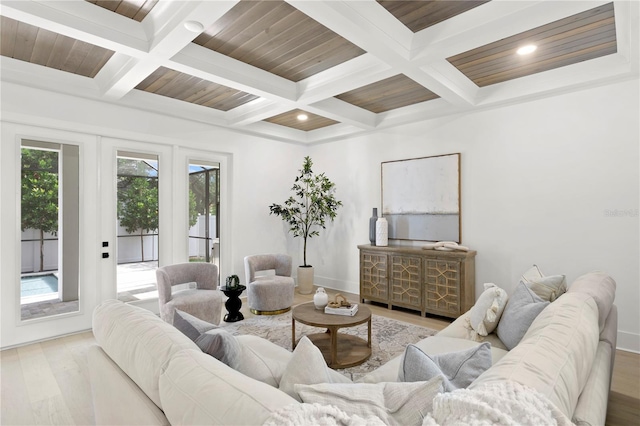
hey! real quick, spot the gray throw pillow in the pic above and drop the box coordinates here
[195,329,241,369]
[496,281,550,350]
[173,309,217,341]
[398,342,491,392]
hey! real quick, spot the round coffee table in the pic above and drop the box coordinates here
[292,302,371,368]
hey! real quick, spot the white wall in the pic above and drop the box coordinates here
[308,78,640,352]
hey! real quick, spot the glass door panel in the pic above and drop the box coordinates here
[116,152,160,302]
[188,162,220,272]
[20,141,79,320]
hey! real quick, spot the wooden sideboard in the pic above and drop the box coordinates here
[358,244,476,319]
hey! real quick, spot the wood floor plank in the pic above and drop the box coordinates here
[41,335,95,425]
[0,348,37,425]
[31,395,75,426]
[17,344,63,404]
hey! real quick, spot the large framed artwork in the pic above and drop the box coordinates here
[381,153,460,242]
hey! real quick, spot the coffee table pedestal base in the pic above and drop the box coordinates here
[307,332,371,368]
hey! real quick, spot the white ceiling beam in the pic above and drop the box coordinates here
[476,53,636,106]
[0,0,147,56]
[297,54,395,104]
[306,98,377,130]
[169,44,297,102]
[227,100,293,126]
[96,1,237,100]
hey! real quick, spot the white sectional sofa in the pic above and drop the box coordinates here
[88,271,617,425]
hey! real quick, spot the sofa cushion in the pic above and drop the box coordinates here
[195,329,241,369]
[173,309,217,341]
[521,265,567,302]
[295,376,444,426]
[436,312,508,350]
[360,336,508,384]
[468,283,508,336]
[234,335,293,387]
[470,292,600,419]
[92,299,199,409]
[279,336,352,401]
[159,349,297,425]
[398,343,491,391]
[567,272,616,332]
[496,281,549,350]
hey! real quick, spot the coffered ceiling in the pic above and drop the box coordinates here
[1,1,638,144]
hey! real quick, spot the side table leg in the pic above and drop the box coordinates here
[292,318,296,349]
[367,317,372,348]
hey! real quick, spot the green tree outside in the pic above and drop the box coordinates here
[21,148,59,272]
[117,176,158,262]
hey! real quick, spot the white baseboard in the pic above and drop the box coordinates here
[617,330,640,353]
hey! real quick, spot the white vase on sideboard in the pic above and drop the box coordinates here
[376,217,388,246]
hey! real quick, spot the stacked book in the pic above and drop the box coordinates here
[324,303,359,316]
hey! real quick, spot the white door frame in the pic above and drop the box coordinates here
[0,122,98,349]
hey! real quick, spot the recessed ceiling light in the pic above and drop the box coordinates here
[184,21,204,33]
[516,44,537,55]
[297,113,308,121]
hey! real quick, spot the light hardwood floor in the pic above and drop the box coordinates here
[1,289,638,425]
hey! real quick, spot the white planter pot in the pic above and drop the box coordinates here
[297,266,314,295]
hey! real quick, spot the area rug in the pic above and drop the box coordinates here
[220,311,437,380]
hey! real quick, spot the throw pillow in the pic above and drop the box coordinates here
[398,343,491,392]
[496,281,550,350]
[173,309,217,341]
[468,283,508,336]
[520,265,567,302]
[295,376,444,426]
[194,329,241,369]
[279,336,352,401]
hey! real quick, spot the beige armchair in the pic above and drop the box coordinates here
[244,254,295,315]
[156,263,223,325]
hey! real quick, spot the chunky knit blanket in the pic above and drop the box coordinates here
[263,403,386,426]
[423,381,574,426]
[264,381,573,426]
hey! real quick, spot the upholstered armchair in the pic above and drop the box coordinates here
[244,254,295,315]
[156,263,223,325]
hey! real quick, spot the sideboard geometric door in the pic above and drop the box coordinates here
[360,251,388,304]
[389,255,422,313]
[424,259,461,317]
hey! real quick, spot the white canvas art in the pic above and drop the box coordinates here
[381,154,460,242]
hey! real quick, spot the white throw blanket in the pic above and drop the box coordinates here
[423,381,574,426]
[263,403,386,426]
[264,381,573,426]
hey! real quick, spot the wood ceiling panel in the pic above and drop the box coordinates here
[193,0,365,82]
[135,67,259,111]
[336,74,439,113]
[377,0,489,33]
[447,2,617,87]
[85,0,158,22]
[264,109,339,131]
[0,16,114,78]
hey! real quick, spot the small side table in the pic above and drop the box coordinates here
[220,285,246,322]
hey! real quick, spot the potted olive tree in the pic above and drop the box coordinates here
[269,156,342,294]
